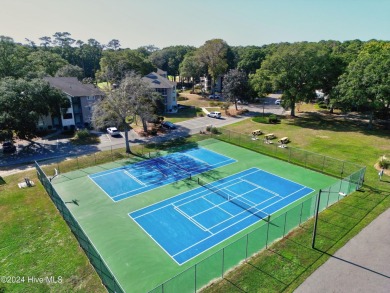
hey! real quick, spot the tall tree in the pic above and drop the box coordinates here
[0,36,29,78]
[106,39,121,51]
[179,54,206,91]
[336,41,390,128]
[0,78,70,141]
[235,46,266,74]
[55,64,84,79]
[222,69,250,110]
[27,50,68,77]
[149,46,196,80]
[97,49,154,82]
[92,72,159,153]
[250,42,330,116]
[196,39,230,93]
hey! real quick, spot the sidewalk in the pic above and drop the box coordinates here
[295,208,390,293]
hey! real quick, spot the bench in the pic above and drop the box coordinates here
[278,137,289,144]
[265,133,275,139]
[252,129,262,136]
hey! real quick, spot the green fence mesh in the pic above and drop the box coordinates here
[34,131,365,293]
[35,162,124,293]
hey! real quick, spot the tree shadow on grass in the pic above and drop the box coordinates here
[287,112,390,138]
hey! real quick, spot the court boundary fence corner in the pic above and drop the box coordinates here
[35,161,125,293]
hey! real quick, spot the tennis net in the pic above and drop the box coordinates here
[197,178,269,220]
[156,157,192,179]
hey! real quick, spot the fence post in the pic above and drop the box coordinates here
[265,219,270,249]
[77,157,79,169]
[283,212,288,237]
[299,202,304,226]
[222,248,225,277]
[245,234,249,260]
[341,161,345,178]
[194,264,197,292]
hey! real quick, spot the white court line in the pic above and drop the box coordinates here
[203,196,234,217]
[123,170,145,186]
[241,179,281,197]
[129,213,183,266]
[131,168,264,218]
[173,205,211,233]
[172,201,269,258]
[90,168,123,179]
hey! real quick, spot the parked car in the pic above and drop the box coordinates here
[161,121,177,130]
[237,100,249,105]
[2,141,16,153]
[107,127,121,136]
[275,99,281,105]
[208,94,221,100]
[207,111,222,119]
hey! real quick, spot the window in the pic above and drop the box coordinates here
[63,113,73,119]
[87,96,95,101]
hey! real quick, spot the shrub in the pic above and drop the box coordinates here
[379,156,390,169]
[177,96,188,101]
[206,125,212,132]
[211,127,219,134]
[74,129,90,139]
[198,112,204,117]
[268,114,279,123]
[252,116,268,124]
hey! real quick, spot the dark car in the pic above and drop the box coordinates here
[2,141,16,153]
[161,121,177,130]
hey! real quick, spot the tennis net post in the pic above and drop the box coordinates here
[197,177,270,221]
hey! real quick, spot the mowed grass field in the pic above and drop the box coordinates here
[0,111,389,293]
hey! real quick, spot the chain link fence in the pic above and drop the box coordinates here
[35,162,125,293]
[149,167,365,293]
[34,128,365,293]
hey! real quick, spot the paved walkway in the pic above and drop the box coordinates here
[295,208,390,293]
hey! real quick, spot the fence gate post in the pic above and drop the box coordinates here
[222,248,225,277]
[194,264,197,292]
[266,219,270,249]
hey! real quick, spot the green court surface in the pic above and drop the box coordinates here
[51,139,337,292]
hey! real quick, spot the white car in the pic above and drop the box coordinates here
[107,127,120,136]
[207,111,222,118]
[275,99,281,105]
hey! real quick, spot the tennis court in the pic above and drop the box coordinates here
[89,147,236,202]
[130,167,314,264]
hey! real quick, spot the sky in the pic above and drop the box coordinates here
[1,0,389,49]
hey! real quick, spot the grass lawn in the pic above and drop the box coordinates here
[0,111,389,292]
[0,170,105,293]
[200,113,390,292]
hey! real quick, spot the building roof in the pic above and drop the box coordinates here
[142,72,175,89]
[43,77,104,97]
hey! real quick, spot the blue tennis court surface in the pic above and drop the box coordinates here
[130,168,314,265]
[89,147,235,202]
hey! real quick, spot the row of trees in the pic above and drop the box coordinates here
[1,32,389,143]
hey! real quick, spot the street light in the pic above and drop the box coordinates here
[312,189,346,248]
[262,100,268,117]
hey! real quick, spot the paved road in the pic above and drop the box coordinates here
[296,208,390,293]
[0,98,283,176]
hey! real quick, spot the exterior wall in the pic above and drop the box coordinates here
[166,86,177,113]
[37,115,53,130]
[80,95,100,127]
[61,96,76,127]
